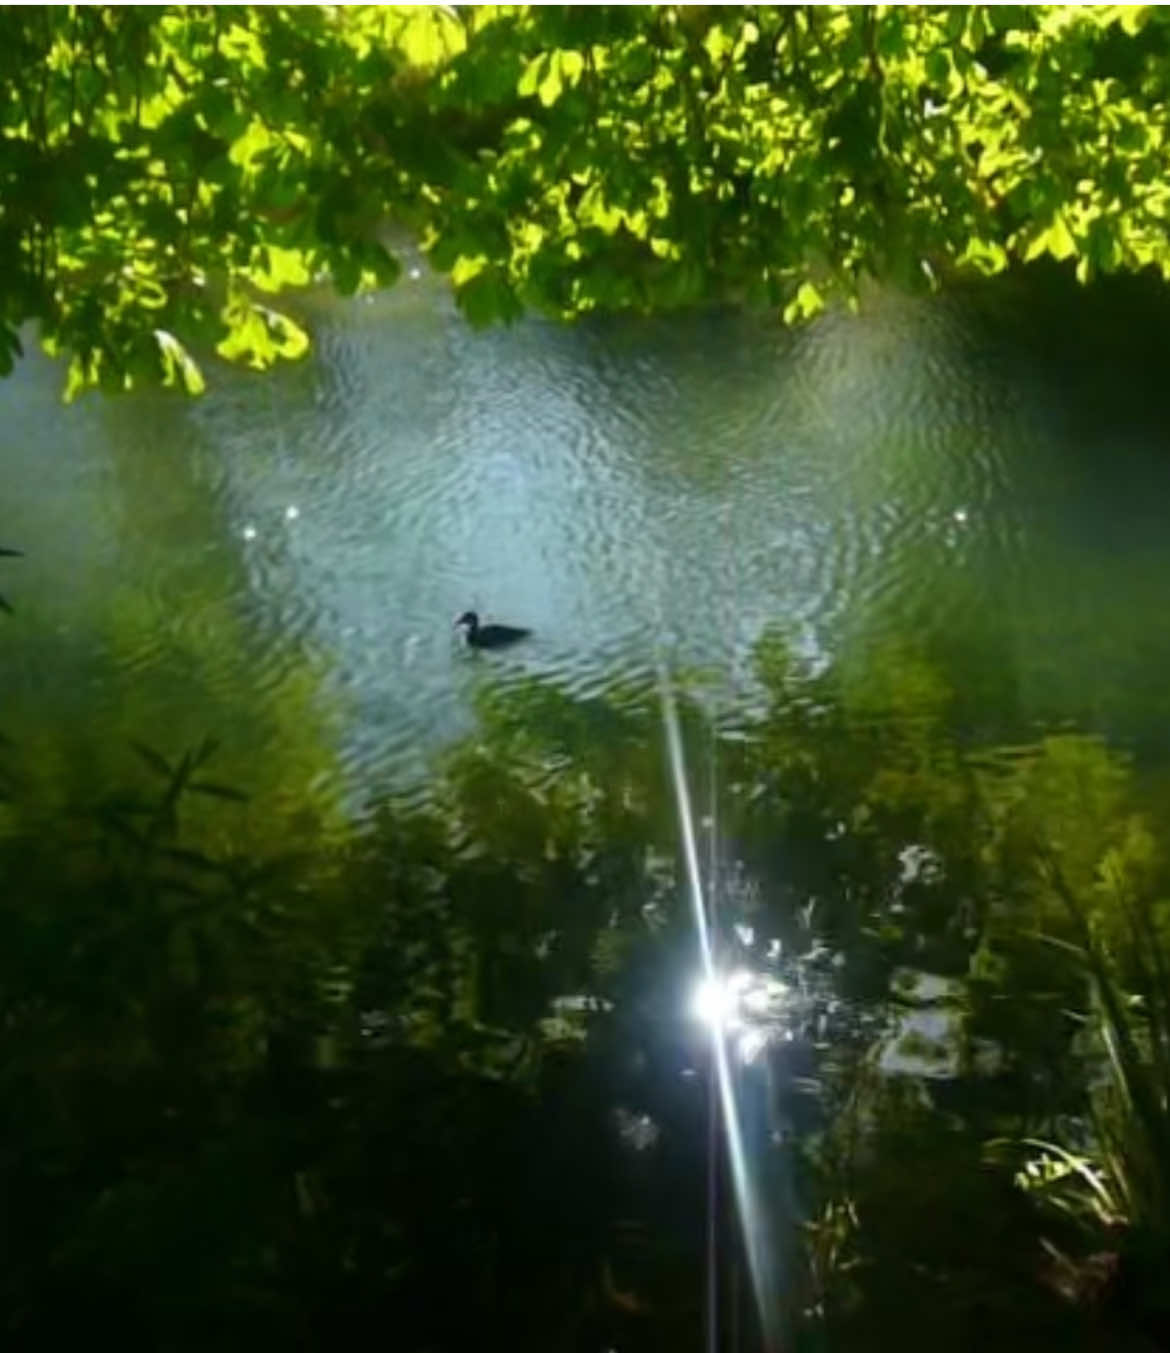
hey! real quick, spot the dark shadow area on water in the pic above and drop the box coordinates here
[3,619,1170,1351]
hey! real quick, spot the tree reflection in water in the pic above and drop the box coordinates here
[1,631,1168,1349]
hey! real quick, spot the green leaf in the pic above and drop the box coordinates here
[558,50,585,87]
[63,355,92,405]
[154,330,206,395]
[527,49,584,107]
[1024,213,1078,263]
[332,253,363,297]
[265,308,310,360]
[457,268,521,329]
[248,246,312,293]
[394,6,465,66]
[783,281,825,325]
[962,237,1008,276]
[217,296,309,369]
[518,53,549,99]
[538,61,563,107]
[704,25,732,65]
[1114,5,1151,36]
[451,254,489,287]
[925,49,951,85]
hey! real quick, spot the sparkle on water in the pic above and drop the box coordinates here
[660,672,783,1352]
[690,967,791,1063]
[691,971,742,1029]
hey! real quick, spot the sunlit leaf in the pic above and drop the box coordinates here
[2,4,1170,396]
[783,281,825,325]
[1024,213,1078,264]
[154,330,206,395]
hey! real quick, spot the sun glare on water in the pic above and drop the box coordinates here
[690,967,789,1051]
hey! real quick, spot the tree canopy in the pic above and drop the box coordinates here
[3,3,1169,397]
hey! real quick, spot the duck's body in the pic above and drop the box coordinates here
[454,610,530,649]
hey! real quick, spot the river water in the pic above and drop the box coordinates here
[7,262,1170,1349]
[3,265,1170,811]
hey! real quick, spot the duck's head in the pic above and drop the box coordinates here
[453,610,479,633]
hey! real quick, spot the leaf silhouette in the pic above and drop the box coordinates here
[188,779,250,803]
[131,740,174,780]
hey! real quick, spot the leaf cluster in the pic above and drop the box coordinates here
[5,7,1170,393]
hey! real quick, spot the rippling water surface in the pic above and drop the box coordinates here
[4,268,1170,807]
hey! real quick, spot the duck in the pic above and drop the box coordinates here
[454,610,530,649]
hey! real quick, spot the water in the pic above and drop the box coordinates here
[6,267,1170,1349]
[4,266,1170,809]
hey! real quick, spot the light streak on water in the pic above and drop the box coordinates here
[658,666,783,1353]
